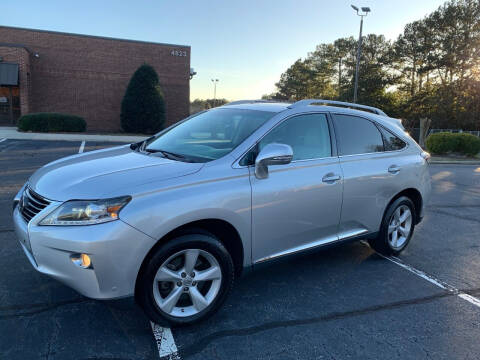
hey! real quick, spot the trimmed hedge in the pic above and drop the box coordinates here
[18,113,86,133]
[426,132,480,156]
[121,64,166,134]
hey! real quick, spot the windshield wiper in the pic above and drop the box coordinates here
[145,148,190,162]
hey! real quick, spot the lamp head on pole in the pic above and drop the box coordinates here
[351,4,370,16]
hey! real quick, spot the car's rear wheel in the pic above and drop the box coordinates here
[137,233,234,326]
[368,196,415,255]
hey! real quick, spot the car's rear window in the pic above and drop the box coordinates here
[333,114,384,155]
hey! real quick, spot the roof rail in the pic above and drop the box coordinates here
[226,99,290,106]
[288,99,387,116]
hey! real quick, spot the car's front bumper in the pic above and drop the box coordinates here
[12,204,156,299]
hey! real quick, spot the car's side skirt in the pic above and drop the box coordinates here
[253,228,375,266]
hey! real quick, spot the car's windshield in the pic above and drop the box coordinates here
[143,108,276,162]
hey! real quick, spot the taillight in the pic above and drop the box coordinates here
[421,151,431,162]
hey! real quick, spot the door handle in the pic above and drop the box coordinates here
[322,173,341,183]
[388,165,400,174]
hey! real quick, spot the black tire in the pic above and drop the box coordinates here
[368,196,416,256]
[136,233,234,326]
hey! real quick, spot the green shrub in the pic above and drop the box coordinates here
[18,113,86,133]
[121,64,166,134]
[426,132,480,156]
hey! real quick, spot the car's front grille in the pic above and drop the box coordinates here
[20,187,51,223]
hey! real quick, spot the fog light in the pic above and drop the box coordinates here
[71,253,92,269]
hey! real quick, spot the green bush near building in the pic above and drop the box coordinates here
[121,64,166,134]
[18,113,87,133]
[426,132,480,156]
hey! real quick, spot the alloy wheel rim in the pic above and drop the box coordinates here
[388,205,412,249]
[152,249,222,317]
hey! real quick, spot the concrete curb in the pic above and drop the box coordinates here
[430,160,480,165]
[0,127,146,143]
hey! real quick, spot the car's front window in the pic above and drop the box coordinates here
[143,108,276,162]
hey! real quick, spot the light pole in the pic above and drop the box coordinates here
[351,5,370,103]
[211,79,219,107]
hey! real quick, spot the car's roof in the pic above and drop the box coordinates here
[221,101,382,116]
[221,101,404,130]
[221,102,291,112]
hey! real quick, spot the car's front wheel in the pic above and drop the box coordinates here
[368,196,416,255]
[136,233,234,326]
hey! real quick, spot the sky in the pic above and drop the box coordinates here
[3,0,447,101]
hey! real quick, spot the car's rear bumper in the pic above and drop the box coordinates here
[13,205,155,299]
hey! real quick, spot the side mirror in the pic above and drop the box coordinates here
[255,143,293,179]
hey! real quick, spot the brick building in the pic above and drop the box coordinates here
[0,26,190,132]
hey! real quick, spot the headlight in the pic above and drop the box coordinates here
[39,196,131,226]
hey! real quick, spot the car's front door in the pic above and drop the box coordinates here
[249,113,343,264]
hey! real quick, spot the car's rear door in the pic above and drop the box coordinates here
[332,113,409,237]
[249,113,343,264]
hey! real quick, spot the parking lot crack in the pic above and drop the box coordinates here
[412,338,433,359]
[179,291,457,358]
[428,208,480,224]
[43,308,60,360]
[428,204,480,209]
[0,298,91,319]
[78,358,150,360]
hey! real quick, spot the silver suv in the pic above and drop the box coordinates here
[13,100,431,325]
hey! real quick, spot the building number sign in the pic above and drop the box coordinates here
[171,50,187,57]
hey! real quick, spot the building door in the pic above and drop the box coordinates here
[0,62,20,124]
[0,86,20,124]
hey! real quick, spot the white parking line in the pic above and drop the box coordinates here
[382,254,451,291]
[377,252,480,309]
[78,141,85,153]
[151,322,181,359]
[0,138,6,143]
[458,293,480,307]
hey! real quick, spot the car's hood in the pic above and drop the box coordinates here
[28,145,204,201]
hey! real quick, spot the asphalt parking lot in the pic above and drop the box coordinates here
[1,138,480,360]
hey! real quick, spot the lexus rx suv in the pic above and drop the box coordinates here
[13,99,431,326]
